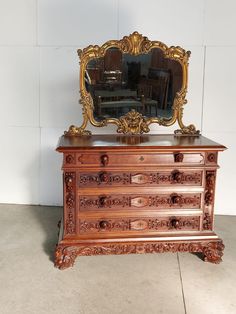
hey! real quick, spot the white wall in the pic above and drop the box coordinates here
[0,0,235,214]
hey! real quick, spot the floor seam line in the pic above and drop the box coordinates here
[177,253,187,314]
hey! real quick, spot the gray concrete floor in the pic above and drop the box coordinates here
[0,204,235,314]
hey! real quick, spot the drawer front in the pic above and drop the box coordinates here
[78,216,200,235]
[75,152,204,167]
[79,193,202,211]
[78,170,203,188]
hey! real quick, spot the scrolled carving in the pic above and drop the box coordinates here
[79,193,201,210]
[65,174,73,190]
[205,171,215,206]
[66,193,74,208]
[54,239,224,269]
[79,216,200,233]
[116,109,150,135]
[203,170,216,231]
[203,212,212,230]
[64,172,76,234]
[79,171,201,187]
[54,245,77,270]
[174,124,200,135]
[64,125,91,136]
[202,241,225,264]
[64,31,199,135]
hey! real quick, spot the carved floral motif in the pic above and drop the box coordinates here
[79,217,200,233]
[205,172,215,206]
[79,194,201,209]
[207,152,217,163]
[203,170,216,230]
[64,172,76,234]
[54,240,224,269]
[65,154,76,164]
[79,171,202,186]
[203,212,212,230]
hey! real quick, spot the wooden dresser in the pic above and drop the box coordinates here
[54,134,226,270]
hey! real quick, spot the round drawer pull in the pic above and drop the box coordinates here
[170,194,183,205]
[171,170,183,183]
[99,172,109,183]
[174,153,184,162]
[100,154,109,166]
[98,196,108,207]
[170,218,180,229]
[99,220,109,229]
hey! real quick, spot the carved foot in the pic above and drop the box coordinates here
[54,245,77,270]
[202,240,225,264]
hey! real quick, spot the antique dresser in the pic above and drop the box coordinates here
[55,32,226,269]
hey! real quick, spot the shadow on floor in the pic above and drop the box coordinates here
[191,252,204,261]
[33,206,62,262]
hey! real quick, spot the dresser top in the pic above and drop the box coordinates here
[57,134,226,151]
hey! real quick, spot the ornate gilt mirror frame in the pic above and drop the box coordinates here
[65,32,199,136]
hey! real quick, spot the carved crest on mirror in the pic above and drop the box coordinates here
[65,32,199,136]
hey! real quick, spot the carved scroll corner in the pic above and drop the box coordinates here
[203,240,225,264]
[64,125,92,136]
[54,245,78,270]
[174,124,200,136]
[116,109,150,134]
[77,48,83,58]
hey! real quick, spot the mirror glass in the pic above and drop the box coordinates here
[85,47,183,121]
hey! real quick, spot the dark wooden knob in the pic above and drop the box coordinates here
[171,194,182,205]
[174,153,184,162]
[98,196,107,207]
[101,154,109,166]
[171,170,183,183]
[99,220,109,229]
[170,218,180,229]
[99,172,109,183]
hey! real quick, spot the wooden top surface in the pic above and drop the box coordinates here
[57,134,226,151]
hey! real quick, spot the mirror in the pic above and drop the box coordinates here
[64,32,199,136]
[85,47,183,122]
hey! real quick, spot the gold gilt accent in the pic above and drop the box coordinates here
[117,109,150,134]
[64,31,199,135]
[64,126,91,136]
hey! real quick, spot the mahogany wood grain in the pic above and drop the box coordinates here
[55,134,226,269]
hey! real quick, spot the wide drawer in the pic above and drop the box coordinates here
[78,215,201,235]
[73,152,204,167]
[78,169,203,188]
[79,193,202,211]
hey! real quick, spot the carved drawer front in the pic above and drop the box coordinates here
[78,170,203,187]
[76,152,204,167]
[79,193,201,211]
[78,216,200,235]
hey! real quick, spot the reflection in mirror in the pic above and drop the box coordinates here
[85,47,183,122]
